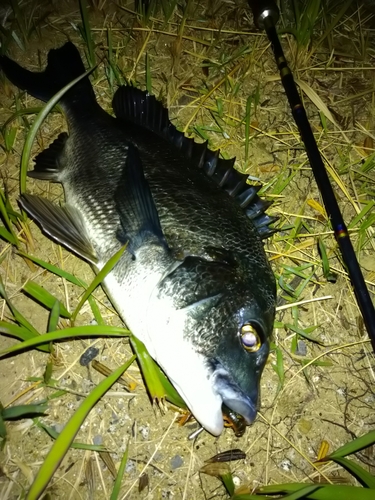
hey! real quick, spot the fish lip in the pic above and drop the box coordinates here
[211,363,257,425]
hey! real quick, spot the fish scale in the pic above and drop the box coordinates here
[0,41,276,436]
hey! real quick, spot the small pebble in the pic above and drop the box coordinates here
[295,340,307,356]
[279,459,292,472]
[125,459,136,473]
[139,425,150,440]
[110,411,119,424]
[170,455,183,470]
[232,476,241,487]
[161,491,173,499]
[80,346,99,366]
[93,435,103,446]
[52,423,65,434]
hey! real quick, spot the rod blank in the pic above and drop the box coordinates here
[247,0,375,352]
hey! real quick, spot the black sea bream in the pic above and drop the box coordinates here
[0,42,276,436]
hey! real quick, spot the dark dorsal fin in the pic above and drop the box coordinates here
[112,86,277,239]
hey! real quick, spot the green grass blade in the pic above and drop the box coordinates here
[0,226,18,245]
[145,52,152,93]
[17,251,86,287]
[0,412,6,440]
[23,280,71,318]
[255,483,375,499]
[4,201,23,225]
[323,431,375,460]
[201,463,235,496]
[231,494,260,500]
[17,252,104,324]
[285,323,325,345]
[43,360,53,384]
[157,367,187,409]
[2,125,17,151]
[26,355,136,500]
[11,31,25,51]
[87,295,104,325]
[328,456,375,489]
[106,27,114,91]
[130,334,171,402]
[160,0,178,22]
[293,358,332,368]
[0,274,40,335]
[348,201,375,229]
[78,0,97,76]
[360,213,375,232]
[130,336,186,408]
[280,485,322,500]
[105,29,126,87]
[48,301,61,333]
[110,443,129,500]
[272,346,285,392]
[0,320,50,353]
[1,106,44,130]
[244,95,252,163]
[0,25,14,55]
[0,188,19,246]
[360,153,375,174]
[2,403,48,420]
[10,0,27,43]
[34,421,107,452]
[221,472,235,496]
[317,238,336,282]
[0,325,129,357]
[20,66,96,195]
[44,389,67,401]
[318,0,354,46]
[72,244,126,322]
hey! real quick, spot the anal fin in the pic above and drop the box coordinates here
[20,194,97,264]
[28,132,68,181]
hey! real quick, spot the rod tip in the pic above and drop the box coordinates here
[247,0,280,29]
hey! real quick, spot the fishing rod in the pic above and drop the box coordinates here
[246,0,375,353]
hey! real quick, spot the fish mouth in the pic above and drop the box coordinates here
[152,350,257,436]
[211,364,257,426]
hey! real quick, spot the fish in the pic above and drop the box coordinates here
[0,42,276,436]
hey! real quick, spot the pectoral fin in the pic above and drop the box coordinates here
[20,194,97,264]
[115,144,167,256]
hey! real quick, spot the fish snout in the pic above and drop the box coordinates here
[211,365,258,426]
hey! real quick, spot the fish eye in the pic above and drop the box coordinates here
[239,323,262,352]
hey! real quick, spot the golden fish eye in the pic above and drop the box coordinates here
[240,323,262,352]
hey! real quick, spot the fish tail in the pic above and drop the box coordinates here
[0,42,96,108]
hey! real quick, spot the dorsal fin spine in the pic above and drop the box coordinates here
[112,86,277,239]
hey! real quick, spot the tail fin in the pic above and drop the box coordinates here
[0,42,96,108]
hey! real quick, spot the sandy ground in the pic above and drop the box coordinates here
[0,1,374,498]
